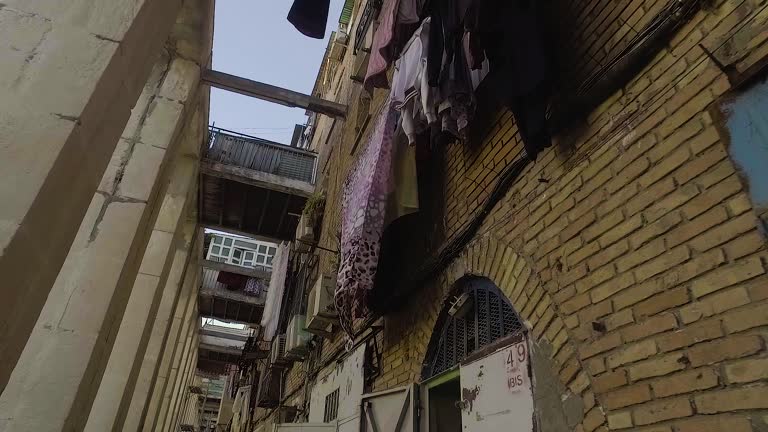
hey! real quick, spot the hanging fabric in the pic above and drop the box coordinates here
[261,243,290,340]
[467,0,552,159]
[364,0,402,90]
[217,271,248,290]
[336,97,400,329]
[287,0,330,39]
[244,277,266,297]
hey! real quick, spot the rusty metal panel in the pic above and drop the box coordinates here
[459,335,533,432]
[360,384,418,432]
[719,76,768,228]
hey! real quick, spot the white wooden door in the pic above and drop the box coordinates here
[360,384,418,432]
[459,334,533,432]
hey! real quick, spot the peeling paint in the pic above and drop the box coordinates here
[461,386,479,412]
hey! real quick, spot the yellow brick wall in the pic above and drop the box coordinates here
[255,0,768,430]
[366,0,768,430]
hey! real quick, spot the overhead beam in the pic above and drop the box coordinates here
[200,287,265,308]
[202,69,347,119]
[200,159,315,197]
[199,327,250,341]
[198,342,243,357]
[201,259,270,279]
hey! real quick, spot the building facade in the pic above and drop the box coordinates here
[0,0,766,431]
[248,0,768,432]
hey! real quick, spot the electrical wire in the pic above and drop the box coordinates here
[380,0,713,312]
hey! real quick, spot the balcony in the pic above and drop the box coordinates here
[198,261,269,325]
[199,127,317,241]
[198,324,250,373]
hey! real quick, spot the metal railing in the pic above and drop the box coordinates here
[206,126,317,184]
[201,268,269,301]
[353,0,382,54]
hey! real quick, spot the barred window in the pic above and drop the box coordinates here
[323,388,340,423]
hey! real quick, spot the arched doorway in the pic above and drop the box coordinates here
[420,276,534,432]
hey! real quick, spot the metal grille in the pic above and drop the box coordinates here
[353,0,382,54]
[425,278,524,378]
[323,388,340,422]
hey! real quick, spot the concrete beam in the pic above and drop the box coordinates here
[200,159,315,197]
[199,328,249,342]
[200,288,266,306]
[201,69,347,119]
[199,343,243,357]
[201,259,270,279]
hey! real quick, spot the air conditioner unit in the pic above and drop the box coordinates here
[296,214,314,243]
[330,38,347,61]
[270,334,288,366]
[285,315,311,359]
[306,274,338,337]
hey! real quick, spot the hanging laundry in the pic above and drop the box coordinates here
[336,98,400,327]
[287,0,330,39]
[391,18,437,145]
[426,0,475,87]
[217,271,248,290]
[364,0,402,90]
[398,0,427,24]
[467,0,552,159]
[244,277,266,297]
[261,243,289,341]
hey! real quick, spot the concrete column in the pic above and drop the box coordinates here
[121,257,199,432]
[167,334,198,431]
[141,291,199,431]
[0,45,202,432]
[83,211,197,432]
[169,338,200,431]
[154,306,198,431]
[0,0,184,389]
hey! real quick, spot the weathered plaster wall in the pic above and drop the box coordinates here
[0,0,185,387]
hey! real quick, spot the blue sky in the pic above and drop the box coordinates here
[209,0,345,145]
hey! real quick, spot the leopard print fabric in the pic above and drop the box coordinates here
[336,98,398,330]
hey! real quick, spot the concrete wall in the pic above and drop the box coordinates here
[0,0,185,388]
[0,0,213,430]
[256,0,768,431]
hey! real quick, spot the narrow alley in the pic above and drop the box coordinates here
[0,0,767,431]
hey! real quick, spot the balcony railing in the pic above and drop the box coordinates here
[206,126,317,184]
[201,268,268,303]
[353,0,382,54]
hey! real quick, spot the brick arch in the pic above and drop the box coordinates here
[419,274,527,379]
[375,235,607,430]
[451,235,605,430]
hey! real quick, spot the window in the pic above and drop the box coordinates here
[243,250,256,267]
[206,234,279,269]
[323,388,340,423]
[422,276,524,379]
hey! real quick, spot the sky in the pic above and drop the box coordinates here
[209,0,345,145]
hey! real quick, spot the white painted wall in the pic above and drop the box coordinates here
[308,344,366,431]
